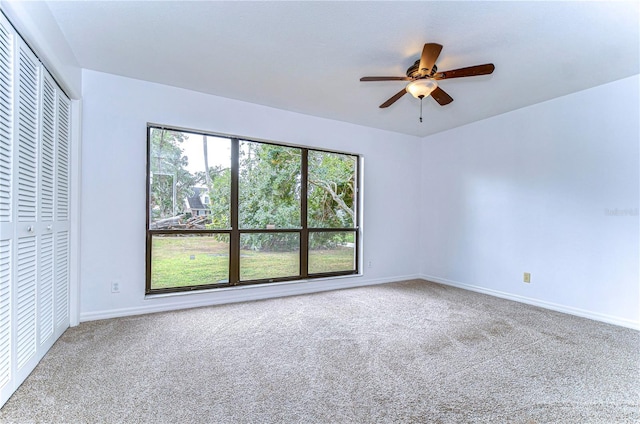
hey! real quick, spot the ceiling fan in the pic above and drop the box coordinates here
[360,43,495,120]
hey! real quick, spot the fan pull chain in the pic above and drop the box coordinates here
[419,97,423,123]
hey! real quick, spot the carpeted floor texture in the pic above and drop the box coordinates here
[0,279,638,423]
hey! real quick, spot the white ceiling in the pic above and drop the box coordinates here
[45,1,639,137]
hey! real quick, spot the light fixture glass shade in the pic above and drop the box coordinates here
[406,79,438,98]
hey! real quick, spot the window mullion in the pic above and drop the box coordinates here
[300,149,308,278]
[229,138,240,285]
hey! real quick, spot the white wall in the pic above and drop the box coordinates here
[0,0,81,98]
[420,75,640,329]
[80,70,422,321]
[82,70,639,328]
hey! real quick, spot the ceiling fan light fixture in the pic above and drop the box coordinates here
[406,79,438,99]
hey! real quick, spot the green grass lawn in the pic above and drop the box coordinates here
[151,236,354,289]
[151,236,230,289]
[308,247,354,274]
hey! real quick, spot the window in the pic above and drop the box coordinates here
[146,125,360,293]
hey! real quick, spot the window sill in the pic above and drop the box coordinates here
[144,272,363,300]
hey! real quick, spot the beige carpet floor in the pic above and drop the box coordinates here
[0,279,638,423]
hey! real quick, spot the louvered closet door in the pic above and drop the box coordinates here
[0,12,72,409]
[38,72,56,347]
[0,12,13,403]
[15,39,39,381]
[54,93,70,335]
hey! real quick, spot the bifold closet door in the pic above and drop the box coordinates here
[0,12,13,406]
[38,72,56,348]
[54,90,70,337]
[0,11,72,408]
[15,37,40,384]
[37,66,70,350]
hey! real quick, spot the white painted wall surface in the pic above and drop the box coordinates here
[420,75,640,329]
[80,70,421,320]
[0,0,81,98]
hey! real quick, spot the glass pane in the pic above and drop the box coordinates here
[308,151,357,228]
[151,234,230,289]
[238,141,301,229]
[240,233,300,280]
[149,128,231,230]
[309,231,356,274]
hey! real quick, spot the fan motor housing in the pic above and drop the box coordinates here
[406,60,437,78]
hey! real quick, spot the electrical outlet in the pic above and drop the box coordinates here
[111,280,121,293]
[523,272,531,283]
[368,260,372,269]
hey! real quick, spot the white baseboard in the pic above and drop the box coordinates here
[80,274,421,322]
[421,274,640,331]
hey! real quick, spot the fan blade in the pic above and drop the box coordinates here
[419,43,443,76]
[379,88,407,108]
[433,63,495,80]
[431,87,453,106]
[360,76,411,81]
